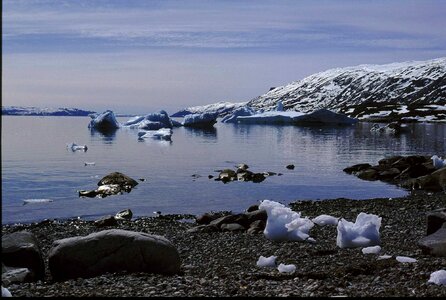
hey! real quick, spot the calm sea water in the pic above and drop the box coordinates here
[2,116,445,224]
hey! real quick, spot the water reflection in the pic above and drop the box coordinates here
[89,128,117,143]
[183,126,217,141]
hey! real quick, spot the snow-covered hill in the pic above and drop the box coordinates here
[170,101,247,117]
[248,58,446,122]
[2,106,96,117]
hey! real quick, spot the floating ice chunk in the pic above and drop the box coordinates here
[377,254,392,260]
[67,143,88,152]
[182,112,218,127]
[312,214,339,226]
[256,255,277,268]
[121,116,145,127]
[259,199,314,241]
[2,286,12,297]
[431,155,446,169]
[277,263,296,273]
[138,128,173,140]
[396,256,417,263]
[88,110,120,131]
[23,198,53,205]
[428,270,446,285]
[362,245,381,255]
[336,212,381,248]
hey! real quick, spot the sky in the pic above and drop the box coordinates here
[2,0,446,115]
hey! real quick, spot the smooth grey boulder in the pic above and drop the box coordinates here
[418,223,446,257]
[49,229,181,281]
[426,208,446,235]
[2,231,45,281]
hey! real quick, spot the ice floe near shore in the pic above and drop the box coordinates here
[236,108,357,125]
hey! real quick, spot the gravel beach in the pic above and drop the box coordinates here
[2,191,446,297]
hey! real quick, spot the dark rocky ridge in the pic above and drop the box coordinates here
[2,192,445,297]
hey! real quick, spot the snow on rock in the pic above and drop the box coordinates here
[362,245,382,255]
[311,214,339,226]
[88,110,121,131]
[182,112,218,127]
[428,270,446,286]
[171,101,247,117]
[2,106,95,116]
[259,199,314,241]
[336,212,382,248]
[256,255,277,268]
[221,107,257,123]
[277,263,296,273]
[247,57,446,123]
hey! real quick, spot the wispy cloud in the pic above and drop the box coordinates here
[3,0,446,113]
[4,0,445,52]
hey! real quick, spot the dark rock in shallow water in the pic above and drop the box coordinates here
[344,155,446,191]
[79,172,139,198]
[115,209,133,220]
[94,215,118,227]
[286,164,295,170]
[2,231,45,281]
[49,229,181,280]
[98,172,139,188]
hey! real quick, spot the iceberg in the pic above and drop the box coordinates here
[88,110,120,131]
[122,110,173,130]
[336,212,382,248]
[67,142,88,152]
[237,111,304,125]
[277,263,296,273]
[221,107,257,123]
[182,112,218,127]
[236,108,357,125]
[428,270,446,286]
[311,214,339,226]
[256,255,277,268]
[259,199,314,241]
[138,128,173,140]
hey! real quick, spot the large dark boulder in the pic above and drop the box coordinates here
[49,229,181,281]
[418,223,446,257]
[2,231,45,281]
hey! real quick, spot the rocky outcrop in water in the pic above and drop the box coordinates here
[343,155,446,191]
[78,172,139,198]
